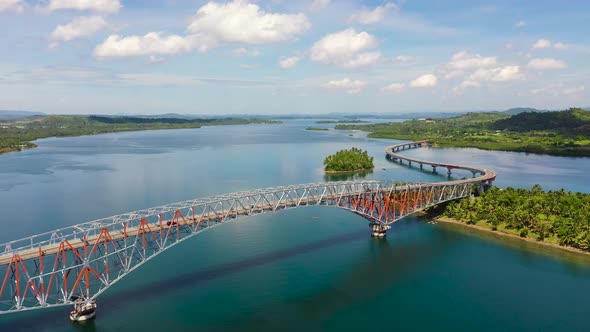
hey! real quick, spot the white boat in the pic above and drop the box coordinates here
[69,300,97,322]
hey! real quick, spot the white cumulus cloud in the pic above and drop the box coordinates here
[349,3,397,25]
[409,74,437,88]
[311,28,381,68]
[51,16,108,42]
[187,0,310,45]
[531,39,569,50]
[325,78,367,94]
[382,83,405,93]
[458,80,480,89]
[278,56,300,69]
[470,66,522,82]
[532,39,552,49]
[94,33,194,57]
[0,0,23,12]
[448,51,496,69]
[44,0,121,14]
[527,58,567,70]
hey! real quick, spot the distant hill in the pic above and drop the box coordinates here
[501,107,549,115]
[493,108,590,133]
[0,110,45,121]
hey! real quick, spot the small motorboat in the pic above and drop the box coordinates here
[70,299,97,322]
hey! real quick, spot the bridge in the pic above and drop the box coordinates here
[0,141,495,317]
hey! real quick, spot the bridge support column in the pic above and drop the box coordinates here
[419,163,423,170]
[447,168,452,177]
[432,166,437,174]
[370,223,391,237]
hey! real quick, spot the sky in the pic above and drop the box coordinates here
[0,0,588,115]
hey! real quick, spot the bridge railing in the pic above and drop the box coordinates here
[0,141,495,315]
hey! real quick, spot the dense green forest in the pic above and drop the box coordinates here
[441,186,590,251]
[0,115,277,154]
[337,108,590,156]
[323,148,374,173]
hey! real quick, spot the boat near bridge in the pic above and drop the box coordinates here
[69,298,96,322]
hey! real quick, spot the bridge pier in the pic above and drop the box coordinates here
[432,165,437,174]
[370,223,391,237]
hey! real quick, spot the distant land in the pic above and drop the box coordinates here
[337,108,590,157]
[1,107,579,122]
[500,107,550,115]
[0,110,45,121]
[0,115,277,154]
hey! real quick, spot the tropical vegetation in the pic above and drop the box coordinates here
[442,185,590,251]
[323,147,374,173]
[336,108,590,156]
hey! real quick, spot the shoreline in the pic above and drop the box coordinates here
[324,168,374,174]
[0,121,278,156]
[432,216,590,258]
[364,134,590,157]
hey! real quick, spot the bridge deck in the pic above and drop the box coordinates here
[0,141,496,315]
[385,141,497,184]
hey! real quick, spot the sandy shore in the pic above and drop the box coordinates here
[432,216,590,259]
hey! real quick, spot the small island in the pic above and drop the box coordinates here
[323,147,374,173]
[306,127,329,131]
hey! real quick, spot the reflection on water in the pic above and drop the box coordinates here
[323,170,373,182]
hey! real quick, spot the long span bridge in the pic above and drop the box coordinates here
[0,141,495,316]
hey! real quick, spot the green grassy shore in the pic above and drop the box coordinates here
[337,108,590,156]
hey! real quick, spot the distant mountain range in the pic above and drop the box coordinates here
[2,107,587,122]
[0,110,45,121]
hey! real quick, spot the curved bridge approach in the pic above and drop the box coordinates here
[0,141,495,315]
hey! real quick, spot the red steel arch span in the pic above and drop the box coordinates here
[0,141,495,316]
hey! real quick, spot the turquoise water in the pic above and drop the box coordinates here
[0,120,589,331]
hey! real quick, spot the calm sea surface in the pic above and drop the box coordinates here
[0,120,589,331]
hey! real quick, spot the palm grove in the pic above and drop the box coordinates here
[442,186,590,251]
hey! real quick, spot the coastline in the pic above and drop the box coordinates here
[432,216,590,258]
[0,120,278,156]
[324,168,374,174]
[365,133,590,157]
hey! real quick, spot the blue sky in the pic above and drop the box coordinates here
[0,0,588,115]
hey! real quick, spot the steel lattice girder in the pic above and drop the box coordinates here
[0,141,496,314]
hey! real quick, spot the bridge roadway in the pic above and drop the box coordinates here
[0,141,496,315]
[0,195,364,266]
[385,141,496,185]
